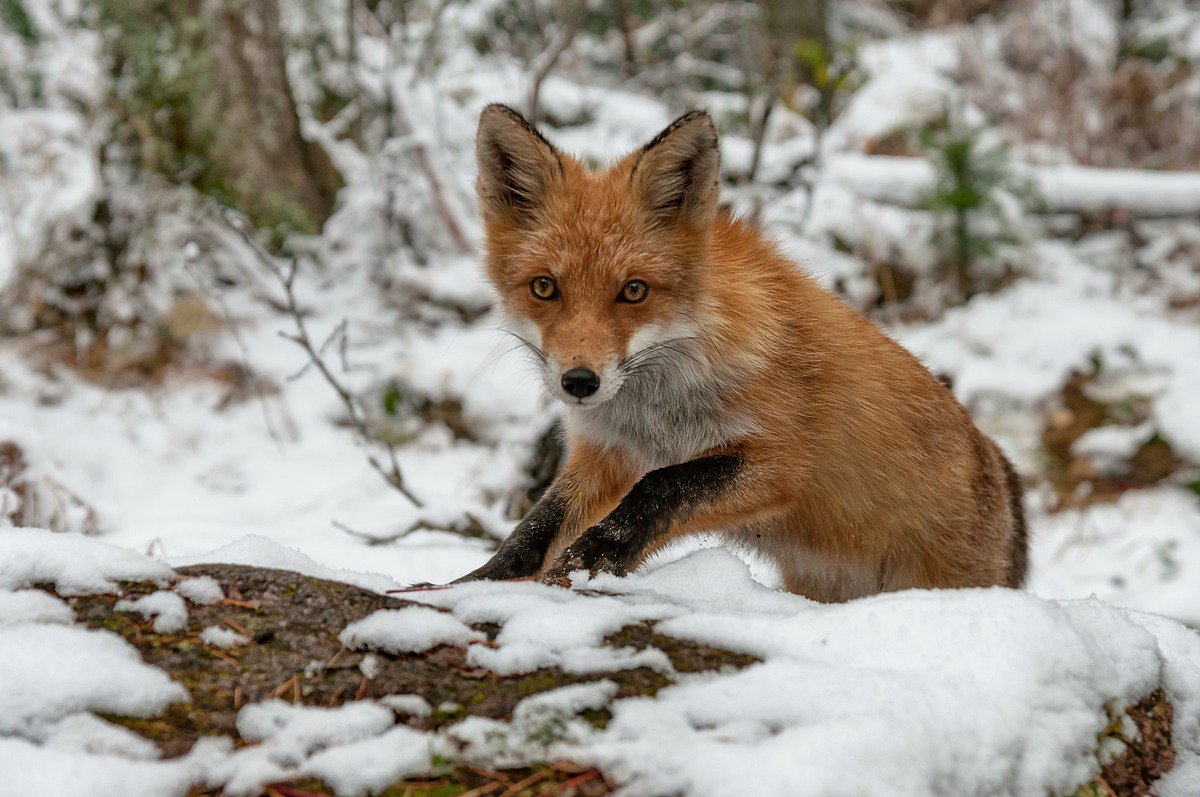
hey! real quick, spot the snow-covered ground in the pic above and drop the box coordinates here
[3,527,1200,796]
[3,0,1200,793]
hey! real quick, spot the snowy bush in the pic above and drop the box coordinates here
[0,423,97,535]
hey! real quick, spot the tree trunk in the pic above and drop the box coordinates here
[101,0,343,235]
[201,0,342,232]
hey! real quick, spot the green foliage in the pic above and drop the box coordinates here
[0,0,37,45]
[260,193,321,252]
[1186,475,1200,499]
[790,38,861,129]
[94,1,221,189]
[1125,35,1172,64]
[382,383,405,417]
[919,108,1029,298]
[93,0,326,245]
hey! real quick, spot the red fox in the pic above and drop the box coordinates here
[456,104,1027,601]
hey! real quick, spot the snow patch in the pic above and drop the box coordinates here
[199,625,249,648]
[380,694,433,718]
[339,606,484,653]
[175,576,224,605]
[0,527,173,595]
[0,589,74,626]
[0,624,187,737]
[115,590,189,634]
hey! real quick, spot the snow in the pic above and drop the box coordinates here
[379,694,433,717]
[4,0,1200,793]
[437,681,617,768]
[1072,422,1156,476]
[1130,610,1200,796]
[38,713,162,760]
[339,605,484,653]
[305,725,431,797]
[0,109,99,284]
[0,623,187,736]
[222,700,405,795]
[0,527,173,595]
[236,700,397,755]
[827,154,1200,216]
[199,625,249,648]
[0,419,99,534]
[1030,489,1200,627]
[175,576,224,605]
[409,577,675,675]
[115,590,189,634]
[393,549,1199,796]
[903,243,1200,466]
[0,524,1197,795]
[0,589,74,626]
[0,737,219,797]
[171,535,406,595]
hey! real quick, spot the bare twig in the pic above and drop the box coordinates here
[183,262,295,446]
[412,0,456,82]
[346,0,358,78]
[611,0,640,78]
[265,785,327,797]
[376,14,472,256]
[271,258,424,507]
[225,212,497,543]
[222,616,254,637]
[269,674,299,700]
[545,769,603,795]
[526,0,588,122]
[741,20,778,186]
[333,512,489,545]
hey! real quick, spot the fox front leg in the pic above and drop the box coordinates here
[542,454,745,583]
[453,491,565,583]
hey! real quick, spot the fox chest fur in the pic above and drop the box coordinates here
[563,341,753,470]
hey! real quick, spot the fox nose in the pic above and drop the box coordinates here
[561,368,600,399]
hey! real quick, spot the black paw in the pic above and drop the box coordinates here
[541,529,631,585]
[452,549,539,584]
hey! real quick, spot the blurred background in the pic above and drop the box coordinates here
[1,0,1198,622]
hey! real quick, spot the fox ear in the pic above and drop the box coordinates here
[476,104,562,224]
[631,110,720,226]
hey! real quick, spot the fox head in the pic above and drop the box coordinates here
[476,104,721,408]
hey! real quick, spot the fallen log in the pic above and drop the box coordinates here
[826,154,1200,217]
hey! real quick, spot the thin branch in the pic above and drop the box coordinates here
[526,0,588,122]
[745,39,779,186]
[376,13,472,256]
[183,262,295,447]
[333,514,489,546]
[240,227,418,510]
[224,211,500,543]
[271,258,424,507]
[611,0,640,78]
[412,0,456,83]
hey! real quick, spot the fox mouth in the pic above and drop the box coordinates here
[560,391,616,408]
[503,328,702,409]
[549,371,625,408]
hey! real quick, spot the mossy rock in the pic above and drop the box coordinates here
[65,563,754,795]
[58,564,1175,796]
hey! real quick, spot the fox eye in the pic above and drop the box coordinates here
[619,280,648,303]
[530,276,558,300]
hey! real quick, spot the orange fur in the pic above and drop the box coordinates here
[473,105,1027,600]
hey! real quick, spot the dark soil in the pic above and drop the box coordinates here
[1043,371,1185,511]
[1074,690,1174,797]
